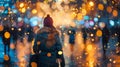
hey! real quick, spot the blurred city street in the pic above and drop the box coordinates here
[0,31,120,67]
[0,0,120,67]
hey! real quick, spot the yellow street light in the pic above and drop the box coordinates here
[21,7,26,13]
[89,1,94,7]
[19,3,25,8]
[32,9,37,14]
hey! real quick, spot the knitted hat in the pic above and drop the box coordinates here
[44,14,53,27]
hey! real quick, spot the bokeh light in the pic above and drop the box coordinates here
[37,41,41,45]
[10,43,15,49]
[89,1,94,7]
[12,9,18,14]
[84,16,89,20]
[81,9,87,15]
[30,17,42,27]
[32,9,37,14]
[79,20,85,25]
[18,17,23,22]
[18,28,21,31]
[109,20,115,26]
[30,17,38,26]
[89,20,94,26]
[4,9,8,14]
[58,51,63,55]
[87,44,93,51]
[96,29,102,37]
[77,13,83,20]
[107,6,112,13]
[19,3,25,8]
[0,25,4,31]
[112,10,118,17]
[94,17,98,22]
[0,6,4,13]
[98,4,104,10]
[30,20,38,27]
[4,3,9,8]
[21,7,26,13]
[31,62,37,67]
[24,17,29,24]
[4,55,9,61]
[99,22,105,28]
[4,31,10,39]
[84,21,90,28]
[47,52,51,57]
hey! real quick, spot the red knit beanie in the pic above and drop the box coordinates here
[44,14,53,27]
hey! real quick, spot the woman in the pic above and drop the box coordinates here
[32,15,65,67]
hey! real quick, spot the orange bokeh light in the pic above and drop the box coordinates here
[112,10,118,17]
[0,25,4,31]
[4,31,10,39]
[4,55,9,61]
[31,62,37,67]
[87,44,93,51]
[96,29,102,37]
[47,52,51,57]
[107,6,112,13]
[98,4,104,10]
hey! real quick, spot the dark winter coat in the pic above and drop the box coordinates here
[33,26,65,67]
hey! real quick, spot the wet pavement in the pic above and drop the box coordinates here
[0,33,120,67]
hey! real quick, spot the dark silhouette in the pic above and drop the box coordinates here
[17,23,25,42]
[81,27,87,44]
[115,25,120,54]
[30,15,65,67]
[67,26,76,52]
[2,24,11,55]
[1,24,11,65]
[117,26,120,46]
[25,25,34,42]
[10,25,18,49]
[102,25,110,59]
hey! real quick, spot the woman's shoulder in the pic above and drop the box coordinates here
[37,27,59,35]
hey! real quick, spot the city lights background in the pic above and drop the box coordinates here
[0,0,120,67]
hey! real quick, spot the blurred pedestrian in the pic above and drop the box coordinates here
[2,24,11,55]
[25,25,34,42]
[115,25,120,54]
[31,14,65,67]
[10,25,18,49]
[17,21,25,42]
[67,26,76,52]
[117,26,120,47]
[81,26,87,45]
[102,25,110,59]
[1,23,11,64]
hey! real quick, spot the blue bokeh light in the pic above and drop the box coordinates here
[4,10,8,14]
[24,18,29,24]
[30,16,43,27]
[89,21,94,26]
[79,20,85,25]
[30,17,38,27]
[109,20,115,26]
[12,9,18,14]
[94,17,98,22]
[4,3,9,8]
[18,17,23,22]
[84,16,89,20]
